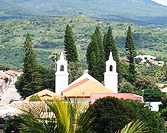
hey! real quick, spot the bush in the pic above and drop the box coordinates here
[29,95,41,101]
[89,97,165,133]
[124,99,165,133]
[89,97,134,133]
[4,115,23,133]
[160,108,167,121]
[159,98,167,111]
[135,75,158,91]
[118,79,135,93]
[143,89,166,101]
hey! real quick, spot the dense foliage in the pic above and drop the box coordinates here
[104,26,121,80]
[124,99,165,133]
[4,115,23,133]
[125,26,137,82]
[89,97,134,133]
[86,27,105,82]
[64,24,78,62]
[104,26,119,63]
[15,33,43,98]
[68,62,83,84]
[89,97,165,133]
[15,34,55,98]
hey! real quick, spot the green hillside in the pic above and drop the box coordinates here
[0,15,167,69]
[1,0,167,24]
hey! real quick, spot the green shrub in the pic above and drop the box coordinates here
[89,97,165,133]
[29,95,41,101]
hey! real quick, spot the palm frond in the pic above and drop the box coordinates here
[19,99,94,133]
[116,120,148,133]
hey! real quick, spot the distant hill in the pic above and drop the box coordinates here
[1,15,167,69]
[1,0,167,24]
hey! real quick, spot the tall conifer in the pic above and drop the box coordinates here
[125,26,137,82]
[104,26,119,63]
[16,33,42,97]
[86,27,105,82]
[64,24,78,62]
[104,27,120,79]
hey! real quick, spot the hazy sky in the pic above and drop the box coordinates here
[151,0,167,6]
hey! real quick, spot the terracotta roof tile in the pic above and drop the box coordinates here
[25,89,60,101]
[90,93,143,104]
[62,79,114,97]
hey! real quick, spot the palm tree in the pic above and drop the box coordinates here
[19,99,94,133]
[48,52,60,69]
[115,120,148,133]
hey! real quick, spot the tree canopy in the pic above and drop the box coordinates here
[89,97,165,133]
[64,24,78,62]
[125,26,137,82]
[15,33,55,98]
[86,27,105,82]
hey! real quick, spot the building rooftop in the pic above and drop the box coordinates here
[90,93,143,104]
[25,89,60,101]
[62,78,114,97]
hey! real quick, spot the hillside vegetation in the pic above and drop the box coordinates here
[1,0,167,24]
[0,15,167,69]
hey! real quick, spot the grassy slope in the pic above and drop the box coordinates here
[0,15,167,69]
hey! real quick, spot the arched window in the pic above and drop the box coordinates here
[60,65,64,71]
[109,65,113,71]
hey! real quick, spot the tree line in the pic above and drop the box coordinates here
[16,24,165,102]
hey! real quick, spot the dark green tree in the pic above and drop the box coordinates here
[4,115,23,133]
[68,62,83,84]
[125,99,165,133]
[37,66,55,91]
[104,26,121,81]
[89,97,165,133]
[125,26,137,82]
[16,33,43,98]
[104,26,119,62]
[103,33,107,58]
[89,97,134,133]
[64,24,78,62]
[86,27,105,82]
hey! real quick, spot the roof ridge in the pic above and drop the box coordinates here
[62,78,90,93]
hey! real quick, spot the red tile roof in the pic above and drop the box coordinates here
[4,70,23,75]
[90,93,143,104]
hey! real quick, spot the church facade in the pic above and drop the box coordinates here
[55,52,142,102]
[55,52,118,96]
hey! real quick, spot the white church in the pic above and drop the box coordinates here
[55,52,142,103]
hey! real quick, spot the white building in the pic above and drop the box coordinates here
[55,52,118,95]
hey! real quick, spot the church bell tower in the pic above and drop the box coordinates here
[104,52,118,93]
[55,52,69,95]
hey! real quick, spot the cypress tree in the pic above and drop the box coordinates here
[86,27,105,82]
[125,26,137,82]
[103,32,107,60]
[16,33,42,97]
[64,24,78,62]
[95,27,105,81]
[104,27,120,80]
[104,26,119,63]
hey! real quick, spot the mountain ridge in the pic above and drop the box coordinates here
[1,0,167,24]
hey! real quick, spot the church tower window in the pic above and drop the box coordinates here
[109,65,113,72]
[60,65,64,71]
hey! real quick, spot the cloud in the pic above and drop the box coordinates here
[151,0,167,6]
